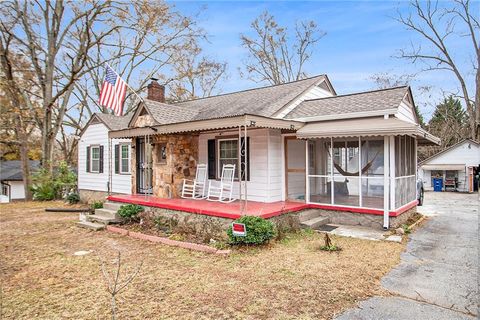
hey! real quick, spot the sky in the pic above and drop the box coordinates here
[170,0,477,122]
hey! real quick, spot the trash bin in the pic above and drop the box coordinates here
[433,178,443,192]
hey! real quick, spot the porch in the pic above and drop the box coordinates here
[107,194,308,219]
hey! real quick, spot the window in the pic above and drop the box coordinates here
[218,139,238,177]
[120,144,130,173]
[91,146,100,173]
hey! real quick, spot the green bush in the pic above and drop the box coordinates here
[31,161,77,201]
[65,192,80,204]
[117,204,144,220]
[227,216,276,245]
[91,201,104,210]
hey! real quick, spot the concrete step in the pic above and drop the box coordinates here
[299,209,323,222]
[300,216,330,229]
[87,214,122,225]
[76,221,105,231]
[103,202,123,211]
[94,208,119,219]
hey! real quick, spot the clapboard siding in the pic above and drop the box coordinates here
[395,101,416,124]
[198,128,285,202]
[7,181,25,200]
[78,123,132,194]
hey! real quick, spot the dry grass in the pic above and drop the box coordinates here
[0,201,405,319]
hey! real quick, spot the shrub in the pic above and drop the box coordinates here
[91,201,104,210]
[117,204,144,220]
[227,216,276,245]
[31,161,77,200]
[65,192,80,204]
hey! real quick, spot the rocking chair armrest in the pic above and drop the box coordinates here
[183,179,195,183]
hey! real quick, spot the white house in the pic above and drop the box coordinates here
[0,160,40,202]
[419,139,479,193]
[77,75,440,229]
[77,113,133,202]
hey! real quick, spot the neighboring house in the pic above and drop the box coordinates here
[0,160,40,202]
[419,139,479,193]
[77,113,133,202]
[79,75,440,229]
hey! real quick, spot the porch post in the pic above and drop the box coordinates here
[305,139,309,203]
[330,137,334,205]
[389,136,396,210]
[383,136,390,229]
[244,124,248,212]
[358,136,362,207]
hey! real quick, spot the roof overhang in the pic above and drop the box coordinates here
[109,114,304,139]
[295,117,441,145]
[420,164,466,171]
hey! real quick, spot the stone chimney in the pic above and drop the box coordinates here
[147,78,165,103]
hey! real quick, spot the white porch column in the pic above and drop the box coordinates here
[305,139,310,203]
[389,136,396,210]
[383,136,390,229]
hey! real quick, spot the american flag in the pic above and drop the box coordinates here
[99,65,127,116]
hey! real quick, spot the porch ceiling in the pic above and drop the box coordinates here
[108,114,304,139]
[296,117,440,145]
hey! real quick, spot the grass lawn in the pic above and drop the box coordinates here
[0,201,404,319]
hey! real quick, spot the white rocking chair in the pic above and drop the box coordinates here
[181,164,207,199]
[207,164,236,203]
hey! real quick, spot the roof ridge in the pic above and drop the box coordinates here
[302,85,408,103]
[173,74,326,105]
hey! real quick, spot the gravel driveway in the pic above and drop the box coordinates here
[336,191,479,320]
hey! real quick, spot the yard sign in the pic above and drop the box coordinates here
[232,223,246,236]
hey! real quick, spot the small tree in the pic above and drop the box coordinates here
[100,251,143,320]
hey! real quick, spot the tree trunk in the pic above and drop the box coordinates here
[19,129,32,201]
[475,53,480,141]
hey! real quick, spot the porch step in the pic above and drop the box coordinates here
[300,216,330,229]
[299,209,324,222]
[94,208,120,219]
[76,221,105,231]
[103,202,124,211]
[87,214,122,225]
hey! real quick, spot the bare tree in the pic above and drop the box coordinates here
[167,47,227,102]
[0,0,121,171]
[240,11,325,85]
[100,251,143,320]
[395,0,479,140]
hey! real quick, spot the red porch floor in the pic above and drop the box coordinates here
[107,194,309,219]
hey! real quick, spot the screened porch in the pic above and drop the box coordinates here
[306,135,417,211]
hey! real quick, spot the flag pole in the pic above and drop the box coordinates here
[105,62,145,107]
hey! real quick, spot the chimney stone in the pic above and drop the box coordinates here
[147,80,165,103]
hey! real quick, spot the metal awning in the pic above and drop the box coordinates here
[108,114,304,139]
[420,164,466,171]
[296,117,440,145]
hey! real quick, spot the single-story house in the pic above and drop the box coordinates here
[78,75,440,229]
[0,160,40,202]
[419,139,479,193]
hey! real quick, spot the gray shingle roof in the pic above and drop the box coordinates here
[0,160,40,181]
[95,113,133,130]
[285,86,408,119]
[139,75,326,125]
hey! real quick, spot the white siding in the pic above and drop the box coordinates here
[395,101,416,124]
[78,123,132,194]
[7,181,25,200]
[275,83,334,119]
[198,128,284,202]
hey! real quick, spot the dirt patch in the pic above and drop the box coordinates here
[0,201,405,320]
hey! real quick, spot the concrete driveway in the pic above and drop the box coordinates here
[336,191,479,320]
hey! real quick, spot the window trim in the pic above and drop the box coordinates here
[216,138,239,180]
[119,143,131,174]
[90,145,101,173]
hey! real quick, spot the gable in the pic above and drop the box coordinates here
[395,89,417,124]
[274,77,335,119]
[423,140,480,166]
[128,103,158,128]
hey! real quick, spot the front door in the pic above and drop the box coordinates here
[285,137,306,201]
[136,137,153,194]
